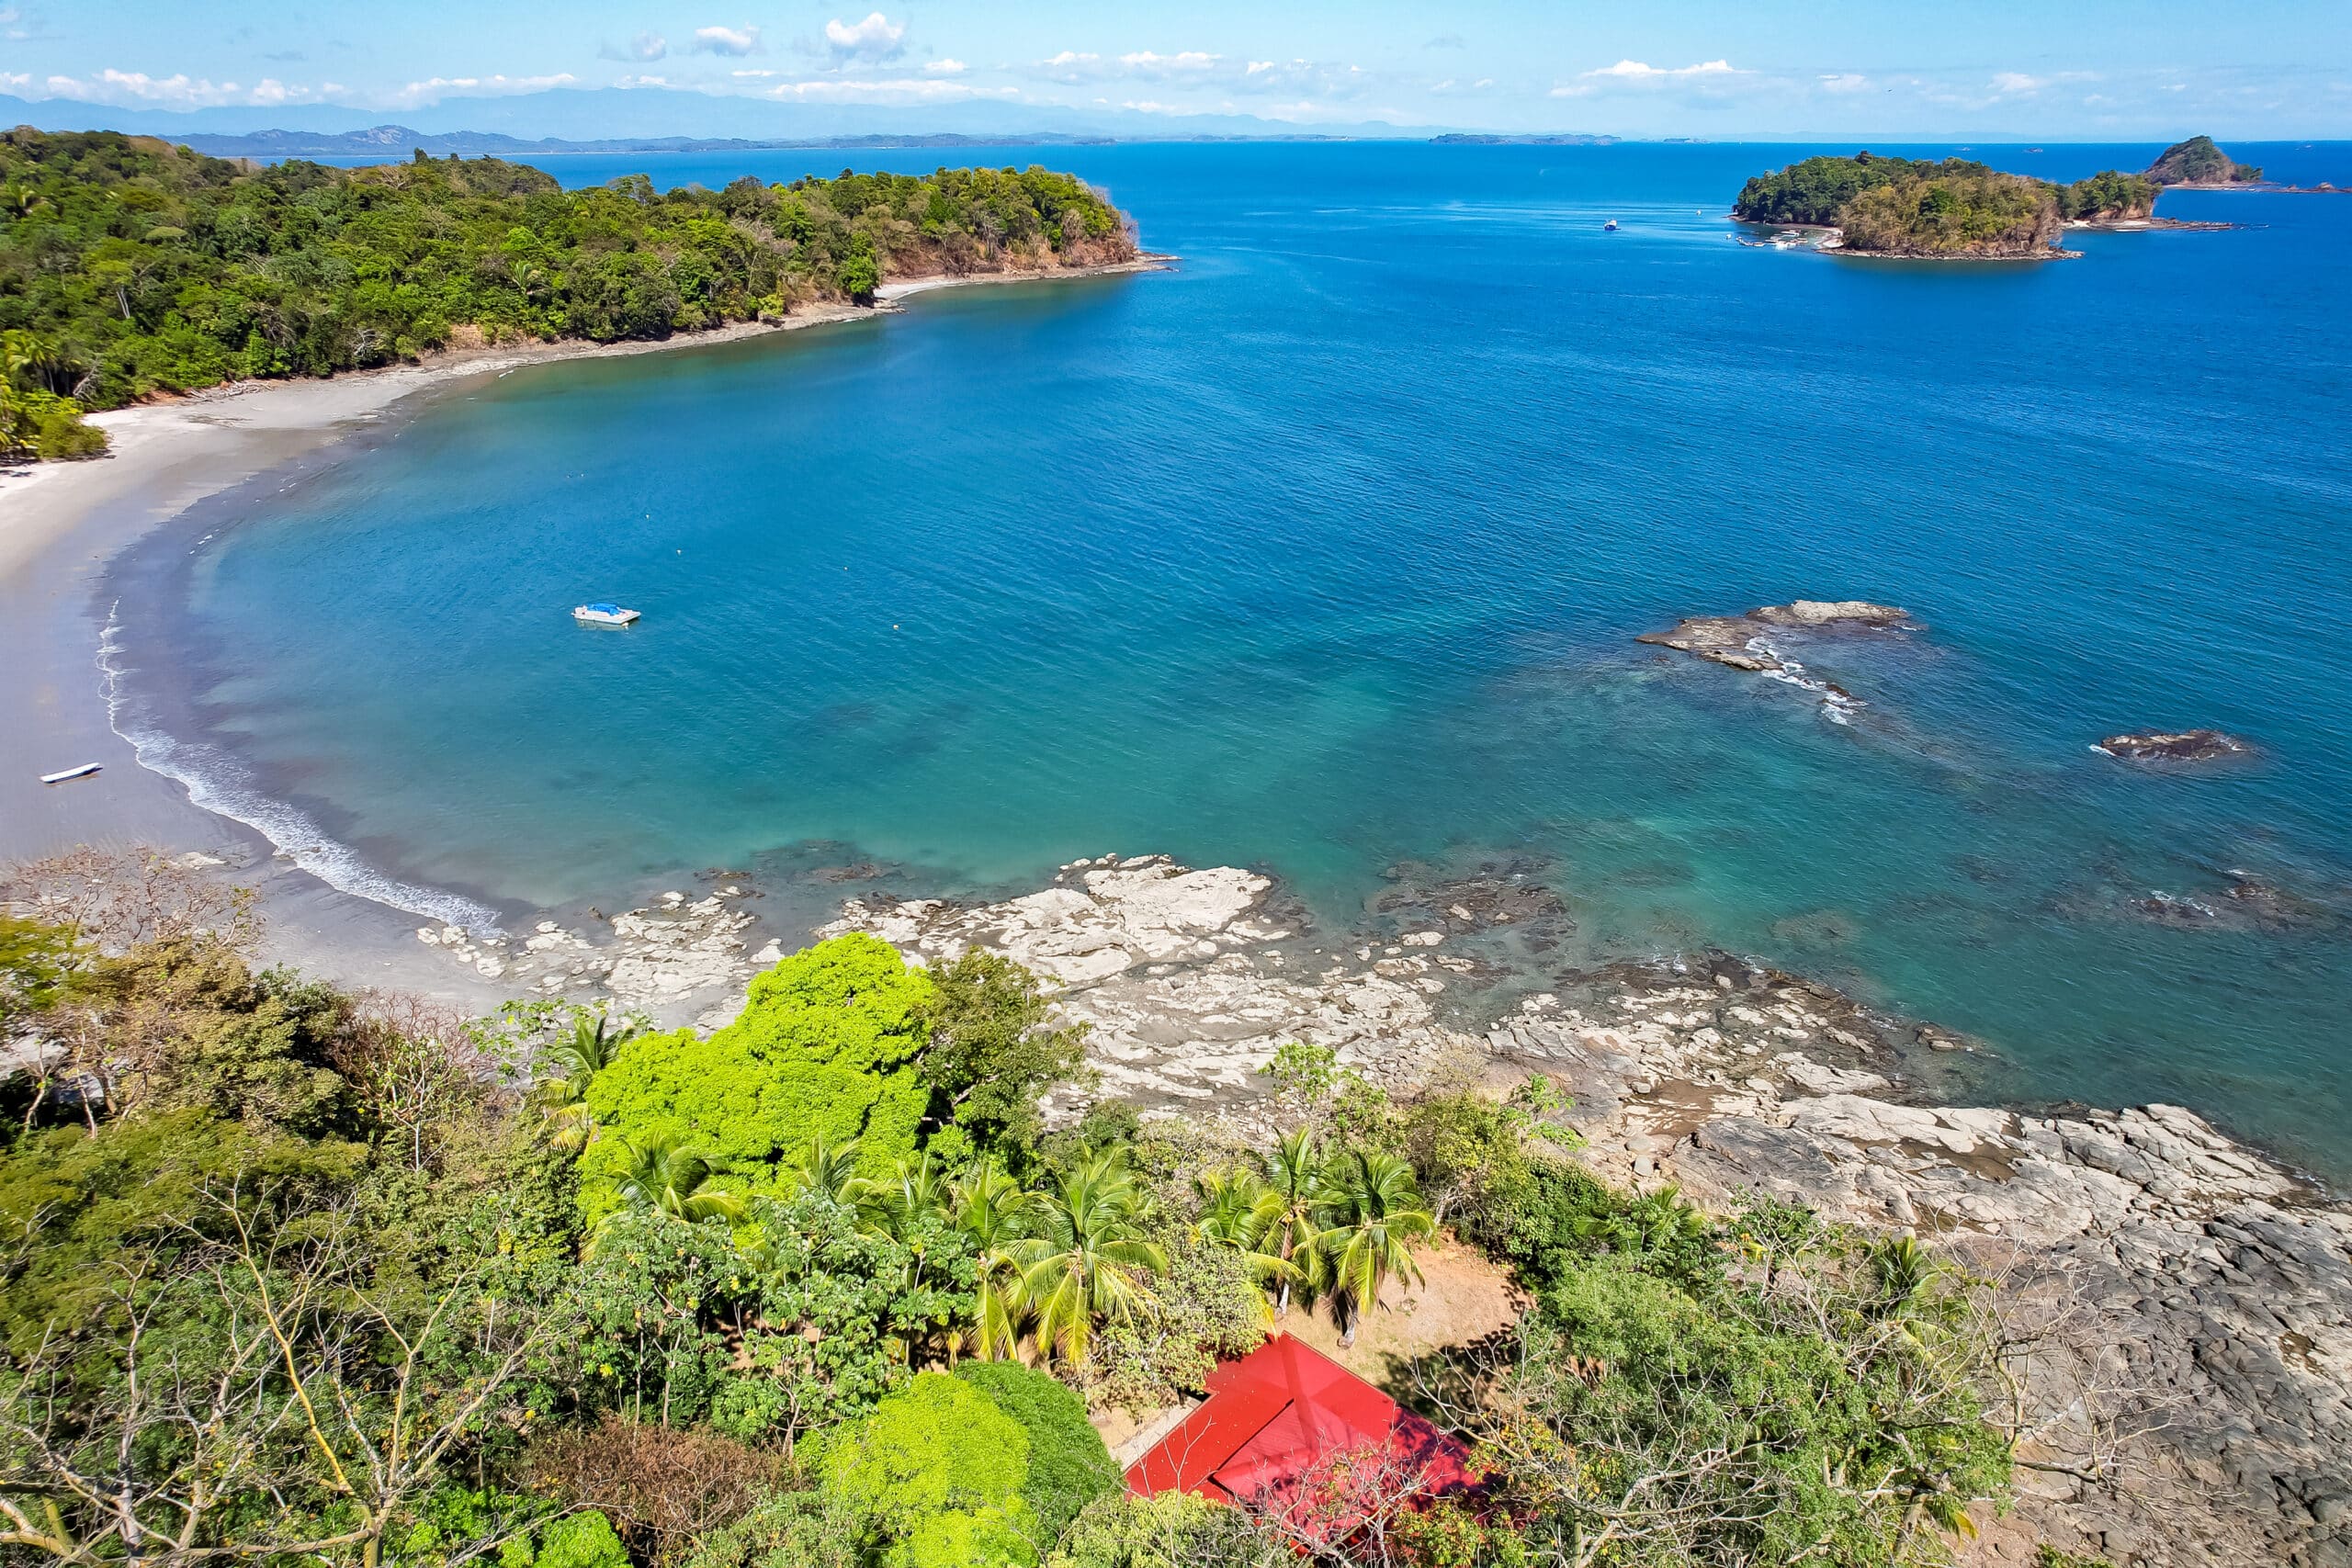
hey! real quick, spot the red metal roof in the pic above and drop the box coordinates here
[1123,1333,1479,1506]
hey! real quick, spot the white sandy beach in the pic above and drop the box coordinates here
[0,260,1166,1000]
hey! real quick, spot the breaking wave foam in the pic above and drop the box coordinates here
[1748,638,1865,726]
[98,604,504,936]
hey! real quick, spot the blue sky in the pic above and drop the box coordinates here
[4,1,2347,135]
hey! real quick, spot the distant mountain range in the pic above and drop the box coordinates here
[159,126,1127,158]
[0,87,1429,149]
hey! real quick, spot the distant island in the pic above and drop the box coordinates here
[2143,134,2263,187]
[1731,135,2264,259]
[0,129,1139,460]
[1429,132,1620,146]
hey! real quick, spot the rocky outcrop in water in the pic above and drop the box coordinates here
[2096,728,2250,762]
[1488,960,2351,1568]
[417,849,2348,1563]
[1638,600,1912,673]
[820,856,2346,1568]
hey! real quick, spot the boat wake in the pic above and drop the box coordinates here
[97,604,505,936]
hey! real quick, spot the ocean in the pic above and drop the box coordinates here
[104,141,2352,1178]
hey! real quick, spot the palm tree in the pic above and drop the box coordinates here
[1251,1128,1328,1319]
[950,1161,1036,1362]
[1009,1148,1168,1366]
[585,1133,744,1258]
[509,259,553,308]
[538,1008,642,1153]
[1574,1184,1711,1264]
[1313,1149,1436,1348]
[848,1151,952,1242]
[1193,1166,1294,1316]
[1869,1234,1939,1325]
[786,1133,863,1205]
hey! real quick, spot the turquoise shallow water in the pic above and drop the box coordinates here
[110,142,2352,1176]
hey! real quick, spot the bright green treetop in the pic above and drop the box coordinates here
[818,1371,1039,1567]
[577,933,933,1222]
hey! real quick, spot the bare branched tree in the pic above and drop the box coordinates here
[1956,1239,2175,1494]
[1233,1438,1463,1568]
[2,848,258,955]
[0,1179,568,1568]
[524,1417,780,1567]
[330,994,508,1172]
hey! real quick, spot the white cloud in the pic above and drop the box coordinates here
[1990,69,2096,96]
[922,58,966,76]
[390,73,575,107]
[600,32,667,62]
[1586,58,1738,80]
[766,74,1013,102]
[26,68,339,108]
[1117,50,1220,77]
[823,12,906,63]
[1817,73,1871,94]
[1246,60,1273,75]
[1555,58,1741,97]
[693,25,763,57]
[1035,50,1102,83]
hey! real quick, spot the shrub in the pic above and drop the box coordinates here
[1084,1235,1267,1415]
[534,1512,631,1568]
[1,389,108,458]
[1046,1491,1280,1568]
[956,1361,1121,1544]
[815,1371,1038,1566]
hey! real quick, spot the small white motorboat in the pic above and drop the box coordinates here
[573,603,641,626]
[39,763,102,784]
[1603,219,1620,231]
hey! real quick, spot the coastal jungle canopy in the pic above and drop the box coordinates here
[0,127,1136,455]
[0,846,2018,1568]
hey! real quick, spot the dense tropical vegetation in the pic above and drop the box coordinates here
[1732,151,2165,255]
[0,128,1136,457]
[2142,135,2263,186]
[0,848,2024,1565]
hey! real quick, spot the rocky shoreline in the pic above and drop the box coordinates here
[413,851,2349,1565]
[811,855,2350,1568]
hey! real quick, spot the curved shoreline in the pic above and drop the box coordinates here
[0,259,1169,996]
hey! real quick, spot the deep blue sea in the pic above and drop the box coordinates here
[110,142,2352,1177]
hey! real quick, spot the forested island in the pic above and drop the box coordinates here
[0,129,1137,459]
[2143,134,2263,187]
[1733,152,2153,256]
[1731,135,2265,259]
